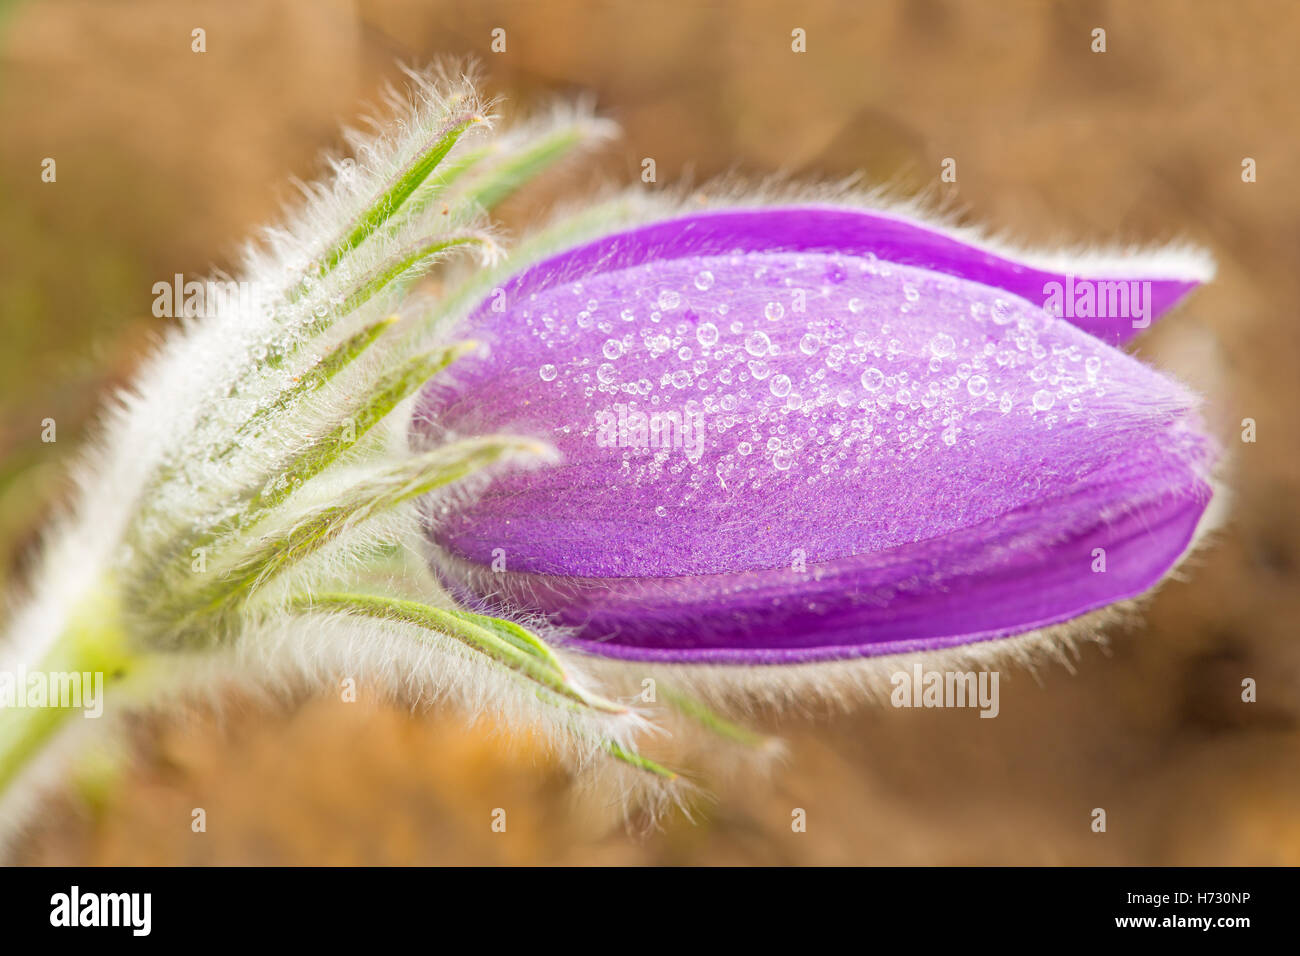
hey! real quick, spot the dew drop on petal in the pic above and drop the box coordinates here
[602,338,624,360]
[693,270,715,291]
[697,322,719,347]
[799,333,820,355]
[770,373,792,398]
[539,364,558,382]
[861,367,885,391]
[929,333,956,358]
[745,330,772,356]
[658,289,681,311]
[764,301,785,321]
[1032,389,1055,411]
[597,363,616,384]
[967,375,988,397]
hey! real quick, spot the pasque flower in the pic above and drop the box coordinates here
[418,206,1218,664]
[0,66,1219,843]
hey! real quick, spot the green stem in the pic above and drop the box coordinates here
[662,687,770,749]
[0,585,134,796]
[294,592,626,715]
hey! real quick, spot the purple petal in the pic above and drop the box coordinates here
[416,206,1216,664]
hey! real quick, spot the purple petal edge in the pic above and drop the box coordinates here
[480,205,1205,346]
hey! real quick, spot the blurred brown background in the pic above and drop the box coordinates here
[2,0,1298,864]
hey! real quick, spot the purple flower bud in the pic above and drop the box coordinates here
[416,205,1217,664]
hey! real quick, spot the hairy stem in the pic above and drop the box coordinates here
[0,584,134,798]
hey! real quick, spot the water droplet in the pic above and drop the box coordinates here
[904,284,920,303]
[658,289,681,311]
[770,374,792,398]
[1085,356,1102,376]
[620,308,635,322]
[861,367,885,391]
[597,363,616,384]
[744,330,772,356]
[1032,389,1055,411]
[694,270,714,291]
[942,427,958,446]
[799,333,820,355]
[737,441,753,456]
[991,299,1014,325]
[697,322,719,347]
[764,301,785,321]
[539,364,557,382]
[929,333,956,358]
[602,338,624,360]
[967,375,988,397]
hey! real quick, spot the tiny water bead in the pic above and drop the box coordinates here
[658,289,681,311]
[697,322,720,347]
[694,270,715,291]
[929,333,956,358]
[538,363,558,382]
[744,330,772,356]
[861,367,885,391]
[1032,389,1056,411]
[764,301,785,321]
